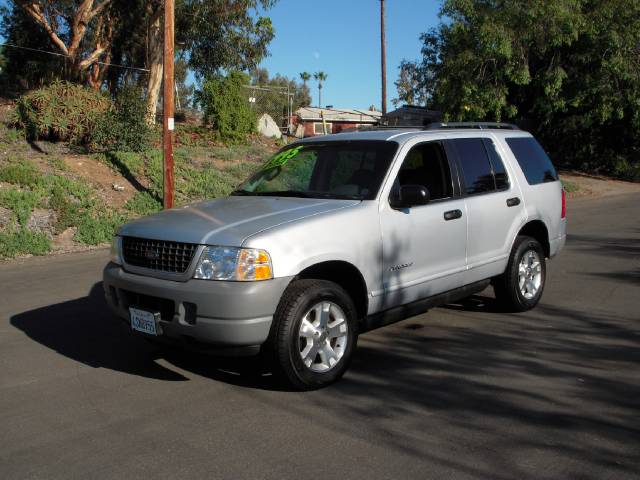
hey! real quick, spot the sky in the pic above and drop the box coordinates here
[0,0,442,111]
[259,0,441,110]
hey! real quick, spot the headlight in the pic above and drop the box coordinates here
[110,236,122,265]
[194,246,272,281]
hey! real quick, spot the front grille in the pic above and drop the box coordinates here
[122,236,198,273]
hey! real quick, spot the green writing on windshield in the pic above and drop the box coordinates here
[261,146,304,170]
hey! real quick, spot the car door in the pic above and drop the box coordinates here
[379,140,467,310]
[447,136,526,284]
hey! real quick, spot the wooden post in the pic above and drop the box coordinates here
[163,0,175,209]
[380,0,387,115]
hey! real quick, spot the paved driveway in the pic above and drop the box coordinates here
[1,193,638,479]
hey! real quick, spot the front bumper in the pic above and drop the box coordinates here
[103,262,293,350]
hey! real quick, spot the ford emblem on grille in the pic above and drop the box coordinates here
[144,248,160,260]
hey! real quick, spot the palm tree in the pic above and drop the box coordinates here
[314,71,328,107]
[299,71,311,87]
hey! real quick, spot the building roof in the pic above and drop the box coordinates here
[383,105,442,126]
[295,107,382,123]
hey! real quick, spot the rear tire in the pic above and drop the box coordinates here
[267,279,358,390]
[494,235,546,312]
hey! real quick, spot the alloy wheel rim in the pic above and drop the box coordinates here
[298,301,348,373]
[518,250,542,299]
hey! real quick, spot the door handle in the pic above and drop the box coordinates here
[506,197,521,207]
[443,209,462,221]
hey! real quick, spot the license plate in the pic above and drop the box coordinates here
[130,307,159,336]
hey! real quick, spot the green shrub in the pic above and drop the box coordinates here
[0,228,51,258]
[0,160,40,187]
[197,71,256,144]
[75,211,127,245]
[176,166,233,201]
[613,156,640,181]
[125,191,162,216]
[13,81,112,144]
[44,175,94,207]
[143,149,164,197]
[0,187,43,226]
[92,86,151,152]
[49,184,82,233]
[3,127,24,143]
[176,124,216,148]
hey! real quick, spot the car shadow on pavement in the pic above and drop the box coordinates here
[9,281,640,475]
[10,282,189,381]
[314,300,640,478]
[9,282,288,389]
[440,291,505,313]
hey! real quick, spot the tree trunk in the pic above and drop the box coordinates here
[16,0,114,88]
[146,5,163,125]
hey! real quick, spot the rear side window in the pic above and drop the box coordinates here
[449,138,495,195]
[506,137,558,185]
[482,139,509,190]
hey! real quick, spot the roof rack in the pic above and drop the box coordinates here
[358,125,422,131]
[424,122,520,130]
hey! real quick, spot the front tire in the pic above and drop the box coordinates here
[494,235,546,312]
[267,279,358,390]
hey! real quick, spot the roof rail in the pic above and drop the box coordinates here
[425,122,520,130]
[357,125,422,131]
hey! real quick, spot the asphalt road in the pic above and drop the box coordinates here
[1,193,639,480]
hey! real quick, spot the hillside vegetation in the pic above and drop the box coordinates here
[0,105,278,259]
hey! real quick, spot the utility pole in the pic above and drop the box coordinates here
[163,0,175,209]
[380,0,387,114]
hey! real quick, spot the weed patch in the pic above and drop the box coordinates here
[561,179,579,193]
[0,228,51,257]
[3,127,25,143]
[0,187,44,226]
[0,160,40,187]
[223,162,260,182]
[125,191,162,216]
[75,211,128,245]
[49,157,67,171]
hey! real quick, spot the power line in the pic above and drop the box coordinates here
[0,42,150,72]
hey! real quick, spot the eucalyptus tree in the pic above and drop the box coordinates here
[12,0,116,88]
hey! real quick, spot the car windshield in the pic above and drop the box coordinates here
[233,140,399,200]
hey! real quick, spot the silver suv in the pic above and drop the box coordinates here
[104,123,567,389]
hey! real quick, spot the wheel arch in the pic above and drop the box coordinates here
[517,220,550,257]
[296,260,369,320]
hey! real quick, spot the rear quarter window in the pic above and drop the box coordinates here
[506,137,558,185]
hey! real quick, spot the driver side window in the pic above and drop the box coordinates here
[394,142,453,201]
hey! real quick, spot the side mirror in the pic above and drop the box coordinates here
[390,184,430,208]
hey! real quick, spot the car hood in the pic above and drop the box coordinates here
[118,195,360,246]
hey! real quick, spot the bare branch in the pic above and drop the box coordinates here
[77,45,107,70]
[14,1,69,55]
[68,0,94,56]
[87,0,113,22]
